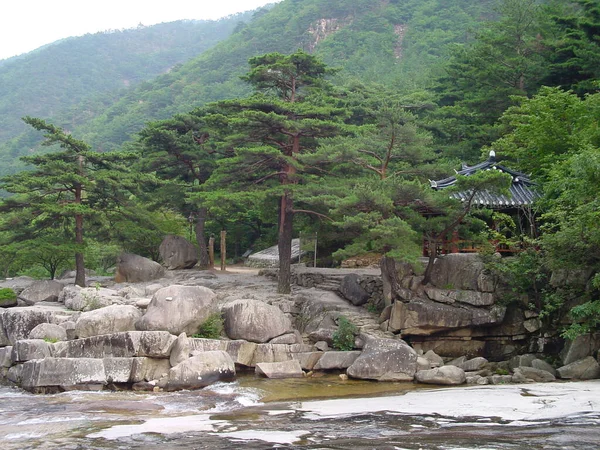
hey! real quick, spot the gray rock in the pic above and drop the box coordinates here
[489,374,513,385]
[508,354,537,370]
[29,323,68,341]
[52,331,176,359]
[347,337,417,381]
[339,274,370,306]
[315,340,329,352]
[136,285,217,336]
[269,331,302,345]
[170,332,190,367]
[515,366,556,382]
[18,280,64,305]
[424,286,495,306]
[130,357,171,383]
[531,358,557,377]
[459,357,489,372]
[0,346,13,368]
[0,276,35,295]
[256,360,304,378]
[557,356,600,380]
[308,328,335,345]
[75,305,142,338]
[11,339,52,362]
[20,358,106,391]
[0,308,55,345]
[117,286,146,299]
[104,358,135,383]
[166,351,235,390]
[313,351,361,370]
[560,334,600,366]
[223,299,292,343]
[423,350,444,367]
[291,352,323,371]
[429,254,489,291]
[59,321,77,340]
[417,356,431,371]
[159,235,198,270]
[416,366,466,385]
[63,286,122,311]
[115,253,165,283]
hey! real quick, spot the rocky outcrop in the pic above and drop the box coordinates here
[415,365,466,385]
[60,285,122,311]
[557,357,600,380]
[75,305,142,338]
[222,299,292,343]
[136,285,217,336]
[115,253,165,283]
[164,351,235,390]
[256,360,303,378]
[19,280,64,305]
[29,323,68,341]
[159,235,198,270]
[347,337,417,381]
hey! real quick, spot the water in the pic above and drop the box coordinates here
[1,377,600,449]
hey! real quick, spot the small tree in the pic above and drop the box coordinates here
[0,117,139,286]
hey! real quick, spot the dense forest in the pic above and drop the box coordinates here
[0,0,599,336]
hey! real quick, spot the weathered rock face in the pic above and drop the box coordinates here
[159,235,199,270]
[557,356,600,380]
[415,365,466,385]
[29,323,68,341]
[388,298,506,335]
[347,337,417,381]
[256,360,303,378]
[0,308,62,346]
[19,280,64,305]
[223,299,292,343]
[169,332,190,367]
[560,334,600,366]
[339,274,370,306]
[75,305,142,338]
[115,253,165,283]
[60,285,122,311]
[429,253,492,291]
[136,285,217,336]
[313,351,361,370]
[0,276,36,295]
[165,351,235,390]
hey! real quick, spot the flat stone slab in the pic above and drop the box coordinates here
[256,360,304,378]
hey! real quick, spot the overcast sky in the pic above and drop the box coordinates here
[0,0,281,60]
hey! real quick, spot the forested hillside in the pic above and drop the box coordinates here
[0,12,255,175]
[1,0,600,336]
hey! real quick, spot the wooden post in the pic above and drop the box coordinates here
[220,230,227,271]
[208,236,215,269]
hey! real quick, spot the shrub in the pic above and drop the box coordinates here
[0,288,17,306]
[193,312,224,339]
[332,316,358,351]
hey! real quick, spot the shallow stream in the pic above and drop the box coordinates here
[1,376,600,449]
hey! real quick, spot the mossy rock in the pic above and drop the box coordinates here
[0,288,18,307]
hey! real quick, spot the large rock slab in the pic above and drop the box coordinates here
[136,285,217,336]
[20,358,106,391]
[18,280,64,305]
[165,351,235,390]
[130,357,171,383]
[11,339,52,363]
[190,338,258,366]
[256,360,304,378]
[159,235,198,270]
[115,253,165,283]
[423,286,495,306]
[429,254,489,291]
[313,351,361,370]
[60,285,123,311]
[514,366,556,382]
[75,305,142,338]
[388,298,506,336]
[52,331,176,359]
[0,308,56,345]
[347,337,417,381]
[29,323,68,341]
[415,365,466,385]
[557,356,600,380]
[560,334,600,366]
[223,299,292,343]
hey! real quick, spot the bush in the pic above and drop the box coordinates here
[332,316,358,351]
[192,312,224,339]
[0,287,17,306]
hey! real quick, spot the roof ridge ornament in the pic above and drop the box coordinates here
[488,149,496,162]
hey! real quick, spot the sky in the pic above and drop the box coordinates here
[0,0,281,60]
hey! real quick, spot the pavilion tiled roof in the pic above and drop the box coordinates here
[430,151,540,208]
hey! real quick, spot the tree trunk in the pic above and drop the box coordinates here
[195,207,209,269]
[74,212,85,287]
[380,256,400,307]
[277,192,294,294]
[421,239,438,286]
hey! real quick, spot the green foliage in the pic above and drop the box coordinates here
[332,316,358,351]
[192,312,224,339]
[0,288,17,306]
